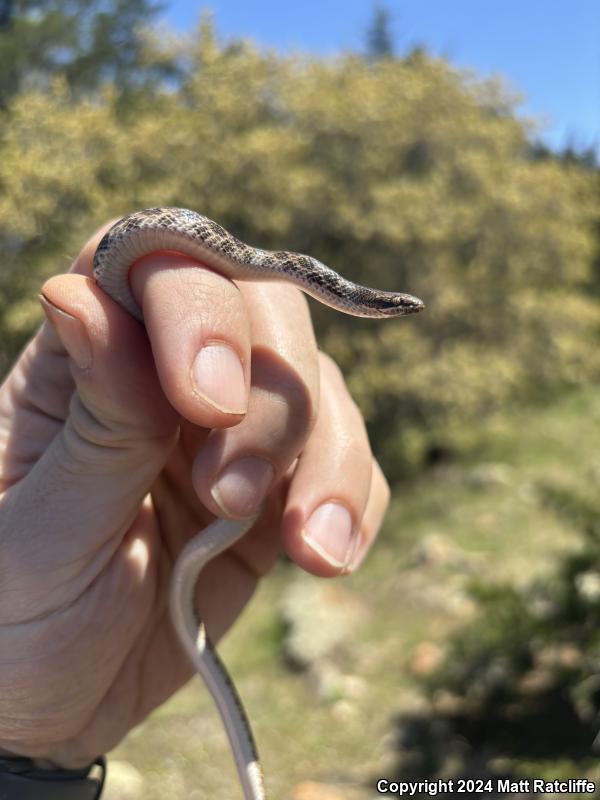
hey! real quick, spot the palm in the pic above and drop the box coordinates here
[0,328,276,762]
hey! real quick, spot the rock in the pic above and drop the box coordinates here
[290,781,346,800]
[575,571,600,604]
[307,662,368,703]
[431,689,468,716]
[342,674,368,699]
[517,668,556,696]
[464,462,512,488]
[280,575,366,670]
[411,534,458,567]
[331,699,359,722]
[444,585,477,618]
[528,595,560,620]
[535,643,584,671]
[409,641,444,676]
[307,661,346,702]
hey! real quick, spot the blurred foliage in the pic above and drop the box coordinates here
[0,14,598,478]
[0,0,178,107]
[394,481,600,782]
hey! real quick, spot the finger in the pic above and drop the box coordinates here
[281,353,374,577]
[127,254,251,430]
[72,224,252,430]
[191,282,320,518]
[0,221,127,489]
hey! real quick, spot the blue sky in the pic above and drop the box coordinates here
[163,0,599,155]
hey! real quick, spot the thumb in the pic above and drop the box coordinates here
[1,273,179,621]
[40,273,179,442]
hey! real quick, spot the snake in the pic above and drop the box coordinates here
[92,207,424,799]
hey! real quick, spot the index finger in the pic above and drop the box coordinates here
[74,229,253,431]
[129,254,252,430]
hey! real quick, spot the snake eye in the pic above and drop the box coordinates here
[379,298,403,309]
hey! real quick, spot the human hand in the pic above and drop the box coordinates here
[0,220,390,768]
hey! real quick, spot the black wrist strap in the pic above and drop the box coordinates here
[0,755,106,799]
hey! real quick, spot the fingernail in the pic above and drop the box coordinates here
[39,294,93,370]
[211,456,274,517]
[192,342,247,414]
[302,502,355,569]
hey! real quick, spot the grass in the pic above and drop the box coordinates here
[106,387,600,799]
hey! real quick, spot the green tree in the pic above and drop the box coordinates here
[0,0,175,106]
[366,2,395,59]
[1,20,597,478]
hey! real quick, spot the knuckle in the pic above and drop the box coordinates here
[164,270,242,324]
[271,372,317,444]
[318,350,345,385]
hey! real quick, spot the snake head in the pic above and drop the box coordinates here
[375,292,425,316]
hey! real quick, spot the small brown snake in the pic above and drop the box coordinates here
[93,207,424,799]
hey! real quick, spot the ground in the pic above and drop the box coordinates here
[106,388,600,800]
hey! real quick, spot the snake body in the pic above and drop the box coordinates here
[92,207,423,800]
